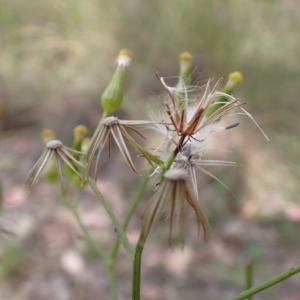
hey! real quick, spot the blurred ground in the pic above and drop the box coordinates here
[1,1,300,299]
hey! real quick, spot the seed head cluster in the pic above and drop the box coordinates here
[25,52,266,248]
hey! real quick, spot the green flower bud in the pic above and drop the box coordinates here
[41,129,55,143]
[72,125,88,152]
[73,125,88,141]
[101,49,133,115]
[176,52,193,109]
[40,129,59,184]
[205,71,243,118]
[64,162,83,189]
[81,137,90,154]
[177,52,193,88]
[65,125,88,188]
[44,159,59,184]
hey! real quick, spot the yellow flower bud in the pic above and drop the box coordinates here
[41,129,55,143]
[81,138,90,154]
[227,71,243,88]
[73,125,88,141]
[176,52,193,109]
[179,52,193,62]
[117,49,133,66]
[101,49,133,115]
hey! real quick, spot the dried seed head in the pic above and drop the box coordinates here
[87,117,155,179]
[164,169,188,181]
[141,167,211,248]
[25,139,85,189]
[46,140,63,149]
[103,116,119,126]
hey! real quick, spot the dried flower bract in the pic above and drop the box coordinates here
[141,169,211,248]
[87,116,155,179]
[25,139,85,188]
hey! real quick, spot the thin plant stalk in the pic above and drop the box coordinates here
[162,134,186,172]
[130,136,190,300]
[230,263,300,300]
[87,112,107,152]
[86,111,134,256]
[88,177,134,257]
[132,241,144,300]
[245,261,253,300]
[109,169,152,266]
[56,188,118,300]
[70,206,118,300]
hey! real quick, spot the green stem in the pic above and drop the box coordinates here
[245,261,253,300]
[57,189,118,300]
[106,266,118,300]
[129,136,188,300]
[132,242,144,300]
[88,177,134,257]
[87,112,107,153]
[70,205,108,261]
[162,134,186,172]
[109,170,152,266]
[230,263,300,300]
[71,207,118,300]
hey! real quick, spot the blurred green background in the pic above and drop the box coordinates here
[1,0,300,299]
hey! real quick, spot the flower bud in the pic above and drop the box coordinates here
[101,49,133,115]
[223,71,243,93]
[73,125,88,141]
[72,125,88,152]
[41,129,55,143]
[176,52,193,108]
[177,52,193,88]
[43,158,58,185]
[72,137,90,189]
[205,71,243,118]
[81,138,90,154]
[64,126,88,188]
[40,129,59,185]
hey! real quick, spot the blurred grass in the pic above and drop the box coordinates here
[2,0,299,108]
[1,0,299,214]
[1,0,300,212]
